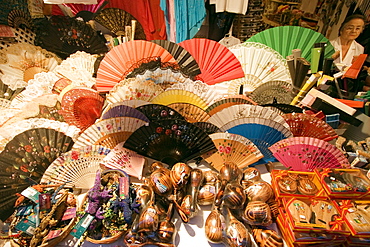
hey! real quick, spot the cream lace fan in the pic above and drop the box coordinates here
[54,51,98,88]
[41,145,111,189]
[221,42,291,95]
[0,43,61,83]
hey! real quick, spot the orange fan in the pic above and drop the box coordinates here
[59,87,104,131]
[96,40,177,92]
[178,38,244,85]
[168,102,210,123]
[282,113,338,142]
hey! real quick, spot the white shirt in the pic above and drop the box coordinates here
[330,37,364,70]
[211,0,249,14]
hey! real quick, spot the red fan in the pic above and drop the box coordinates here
[96,40,177,92]
[269,137,350,171]
[61,0,107,16]
[282,113,338,142]
[178,38,244,85]
[59,87,104,131]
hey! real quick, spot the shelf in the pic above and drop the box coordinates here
[271,0,300,4]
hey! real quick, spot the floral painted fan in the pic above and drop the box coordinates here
[73,117,149,149]
[178,38,245,85]
[0,127,75,221]
[246,26,335,62]
[96,40,177,92]
[225,42,292,95]
[224,117,293,164]
[59,87,104,131]
[207,104,289,130]
[269,137,350,171]
[41,145,111,189]
[151,40,201,78]
[101,142,146,179]
[151,89,209,110]
[135,103,185,121]
[282,113,338,142]
[249,80,293,105]
[168,102,210,123]
[202,132,263,171]
[0,43,62,83]
[105,78,164,104]
[101,104,149,122]
[205,95,257,116]
[54,51,98,88]
[123,119,216,166]
[33,16,108,59]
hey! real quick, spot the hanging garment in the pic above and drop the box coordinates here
[211,0,249,15]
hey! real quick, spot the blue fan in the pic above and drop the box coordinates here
[101,104,150,122]
[225,118,292,164]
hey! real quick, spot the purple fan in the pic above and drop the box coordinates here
[102,104,149,122]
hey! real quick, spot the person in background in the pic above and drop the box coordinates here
[330,14,366,71]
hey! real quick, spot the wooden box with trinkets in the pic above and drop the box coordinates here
[271,170,328,200]
[315,168,370,199]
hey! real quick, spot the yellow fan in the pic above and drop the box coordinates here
[106,78,164,104]
[73,117,149,149]
[168,102,210,123]
[151,89,208,110]
[0,43,61,83]
[202,132,263,170]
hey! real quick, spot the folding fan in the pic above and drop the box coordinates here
[135,103,185,121]
[262,103,304,114]
[123,119,216,166]
[151,89,209,110]
[61,0,107,16]
[102,100,150,117]
[192,122,221,135]
[167,79,219,106]
[101,104,149,122]
[168,102,210,123]
[101,142,146,179]
[249,80,294,105]
[73,117,148,149]
[96,40,177,92]
[0,43,62,83]
[225,42,292,95]
[178,38,245,85]
[224,117,293,164]
[54,51,98,88]
[41,145,111,189]
[0,127,75,221]
[202,132,263,171]
[246,26,335,63]
[94,8,146,40]
[7,9,33,30]
[59,87,104,131]
[205,95,257,116]
[127,65,195,90]
[105,78,165,104]
[269,137,350,171]
[0,77,25,101]
[0,98,11,109]
[27,0,44,19]
[33,16,108,59]
[207,104,289,130]
[282,113,338,142]
[151,40,201,78]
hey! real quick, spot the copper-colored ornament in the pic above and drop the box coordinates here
[224,208,250,247]
[252,228,284,247]
[277,175,298,194]
[157,203,176,243]
[149,162,173,196]
[198,170,220,205]
[170,162,192,189]
[223,181,246,209]
[244,181,274,202]
[297,176,319,195]
[180,168,204,219]
[243,201,272,226]
[205,209,225,243]
[243,167,262,182]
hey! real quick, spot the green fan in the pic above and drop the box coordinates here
[246,26,335,62]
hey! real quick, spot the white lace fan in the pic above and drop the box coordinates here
[54,51,98,88]
[202,132,263,170]
[105,78,164,104]
[0,43,61,83]
[223,42,291,95]
[207,104,289,129]
[101,142,146,179]
[73,117,149,149]
[41,145,111,189]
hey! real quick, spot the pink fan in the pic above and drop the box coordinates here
[178,38,244,85]
[269,137,350,171]
[101,142,146,179]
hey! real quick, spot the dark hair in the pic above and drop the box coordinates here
[339,14,366,35]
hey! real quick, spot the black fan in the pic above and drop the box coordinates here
[262,103,303,114]
[123,119,216,166]
[0,78,25,101]
[136,103,185,122]
[192,122,221,135]
[0,128,75,221]
[34,16,108,59]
